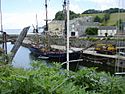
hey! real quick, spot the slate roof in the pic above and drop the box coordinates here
[99,26,117,30]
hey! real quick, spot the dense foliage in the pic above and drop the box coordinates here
[83,9,101,14]
[54,8,125,27]
[0,61,125,94]
[54,10,79,20]
[103,13,110,23]
[93,15,102,22]
[93,13,110,24]
[85,27,98,35]
[82,8,125,14]
[103,8,125,14]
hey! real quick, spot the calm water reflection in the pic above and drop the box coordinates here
[5,42,32,69]
[12,46,32,69]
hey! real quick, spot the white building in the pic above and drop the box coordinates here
[98,26,117,37]
[70,24,79,37]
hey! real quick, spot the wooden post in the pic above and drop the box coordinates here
[3,32,7,54]
[10,26,30,63]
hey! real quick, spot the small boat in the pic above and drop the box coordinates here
[29,0,82,62]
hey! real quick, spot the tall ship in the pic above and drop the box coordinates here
[29,0,82,62]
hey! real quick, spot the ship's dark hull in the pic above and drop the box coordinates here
[29,46,81,62]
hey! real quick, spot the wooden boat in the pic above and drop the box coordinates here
[29,0,82,62]
[29,45,81,61]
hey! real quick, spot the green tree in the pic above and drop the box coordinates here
[94,15,101,22]
[102,13,110,23]
[54,11,64,20]
[116,19,124,31]
[85,27,98,35]
[82,9,101,14]
[54,10,79,20]
[70,11,79,19]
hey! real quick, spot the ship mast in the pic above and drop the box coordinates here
[44,0,48,31]
[63,0,70,71]
[63,0,67,36]
[0,0,3,32]
[44,0,50,49]
[35,14,38,33]
[66,0,69,71]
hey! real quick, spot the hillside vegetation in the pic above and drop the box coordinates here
[54,8,125,26]
[81,13,125,26]
[107,13,125,25]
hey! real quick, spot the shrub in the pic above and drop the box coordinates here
[0,61,125,94]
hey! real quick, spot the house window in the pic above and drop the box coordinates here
[71,32,75,36]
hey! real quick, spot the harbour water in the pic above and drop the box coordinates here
[6,42,33,69]
[0,29,44,68]
[4,42,52,69]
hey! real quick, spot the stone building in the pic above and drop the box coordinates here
[48,16,99,37]
[48,20,64,36]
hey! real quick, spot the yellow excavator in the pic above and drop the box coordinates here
[95,44,117,55]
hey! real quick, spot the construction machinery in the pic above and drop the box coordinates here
[95,44,117,55]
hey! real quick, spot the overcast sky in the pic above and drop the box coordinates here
[1,0,124,29]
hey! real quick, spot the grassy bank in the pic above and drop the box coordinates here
[81,13,125,26]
